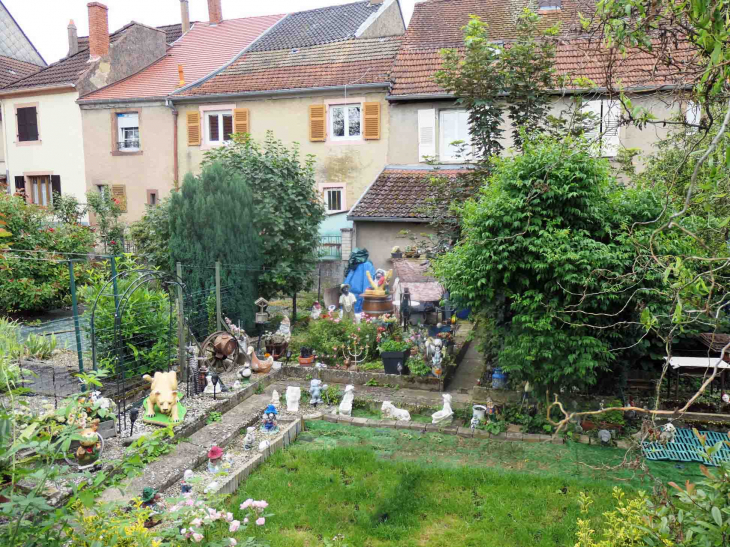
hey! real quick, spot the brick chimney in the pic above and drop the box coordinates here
[87,2,109,60]
[67,20,78,56]
[207,0,222,25]
[180,0,190,33]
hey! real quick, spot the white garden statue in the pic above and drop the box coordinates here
[381,401,411,421]
[339,384,355,417]
[271,390,281,408]
[431,394,453,424]
[203,374,215,394]
[286,386,301,413]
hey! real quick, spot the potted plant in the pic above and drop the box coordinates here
[378,338,411,375]
[299,347,315,366]
[77,393,117,439]
[403,245,416,258]
[391,246,402,259]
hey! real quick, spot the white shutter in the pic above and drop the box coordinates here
[685,101,701,131]
[582,100,603,156]
[439,110,459,162]
[418,109,436,162]
[601,100,621,157]
[456,110,473,160]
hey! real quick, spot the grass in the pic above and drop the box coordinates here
[227,422,702,546]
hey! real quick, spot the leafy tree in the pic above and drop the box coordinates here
[86,189,125,254]
[129,197,172,271]
[203,132,325,299]
[169,162,262,330]
[434,136,668,393]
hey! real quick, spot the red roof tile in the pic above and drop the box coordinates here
[0,55,42,87]
[349,167,469,219]
[80,15,284,101]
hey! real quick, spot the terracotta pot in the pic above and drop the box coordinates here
[299,356,315,366]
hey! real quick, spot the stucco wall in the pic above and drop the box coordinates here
[0,120,5,164]
[358,0,406,38]
[353,220,436,269]
[176,90,391,212]
[2,90,88,220]
[387,93,677,170]
[80,102,175,222]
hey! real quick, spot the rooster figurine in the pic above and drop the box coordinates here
[247,346,273,373]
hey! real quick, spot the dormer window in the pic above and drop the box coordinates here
[538,0,561,10]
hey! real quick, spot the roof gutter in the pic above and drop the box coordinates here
[78,95,169,106]
[0,83,75,98]
[348,216,433,223]
[170,82,390,103]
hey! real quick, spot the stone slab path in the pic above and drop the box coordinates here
[447,334,483,394]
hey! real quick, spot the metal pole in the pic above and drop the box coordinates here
[68,260,85,382]
[176,262,186,379]
[317,266,321,305]
[110,255,120,312]
[215,261,222,331]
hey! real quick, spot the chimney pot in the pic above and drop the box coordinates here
[68,19,79,56]
[180,0,190,34]
[207,0,222,25]
[87,2,109,60]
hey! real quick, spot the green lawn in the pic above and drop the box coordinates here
[227,421,702,547]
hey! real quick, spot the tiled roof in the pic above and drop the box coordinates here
[249,0,382,52]
[349,167,468,219]
[389,0,691,96]
[2,23,133,91]
[393,259,437,283]
[179,36,402,96]
[80,15,285,102]
[398,281,444,303]
[0,55,42,87]
[0,0,45,66]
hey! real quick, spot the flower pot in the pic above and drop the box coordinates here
[404,252,416,258]
[299,356,315,366]
[265,341,288,361]
[472,405,487,421]
[381,351,410,375]
[391,252,403,259]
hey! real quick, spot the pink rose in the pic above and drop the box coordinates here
[225,512,234,522]
[240,498,253,510]
[192,532,204,543]
[191,518,202,527]
[243,517,249,524]
[256,517,265,526]
[229,540,237,546]
[185,499,195,506]
[229,520,240,532]
[255,500,268,509]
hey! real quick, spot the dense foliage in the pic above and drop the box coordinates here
[169,162,262,330]
[289,315,379,363]
[434,137,668,392]
[0,194,94,313]
[203,132,325,299]
[129,197,172,271]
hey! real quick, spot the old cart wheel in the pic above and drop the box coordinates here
[201,331,239,373]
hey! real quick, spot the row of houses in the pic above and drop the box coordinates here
[0,0,692,267]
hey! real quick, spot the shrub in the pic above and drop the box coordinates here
[408,355,432,377]
[0,319,22,392]
[378,338,410,353]
[297,317,379,363]
[128,196,172,271]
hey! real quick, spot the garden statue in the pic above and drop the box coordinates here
[431,394,454,424]
[73,418,103,469]
[244,426,256,450]
[208,445,224,474]
[271,390,281,409]
[239,365,252,380]
[365,268,393,296]
[660,422,676,445]
[311,301,322,320]
[309,379,327,407]
[426,338,443,372]
[485,398,495,422]
[233,380,242,390]
[141,487,164,512]
[286,386,301,412]
[723,392,730,404]
[143,371,182,423]
[598,429,612,445]
[339,385,355,416]
[204,481,219,494]
[381,401,411,421]
[520,381,532,407]
[181,470,194,494]
[247,346,274,373]
[204,374,216,394]
[276,317,291,339]
[339,284,357,321]
[261,404,279,433]
[470,416,480,430]
[258,440,270,452]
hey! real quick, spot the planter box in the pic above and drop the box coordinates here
[581,420,623,433]
[391,252,403,259]
[381,351,410,375]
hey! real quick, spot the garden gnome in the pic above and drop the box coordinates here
[208,445,223,473]
[181,470,194,494]
[286,386,301,412]
[261,404,279,433]
[339,385,355,417]
[75,418,102,468]
[485,398,495,422]
[141,487,163,512]
[309,379,327,407]
[431,394,454,424]
[271,390,281,409]
[243,426,256,450]
[311,301,322,320]
[660,423,676,445]
[339,284,357,321]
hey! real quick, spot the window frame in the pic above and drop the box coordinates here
[205,110,233,145]
[584,99,621,158]
[318,183,347,214]
[329,104,362,141]
[110,109,143,156]
[198,104,236,150]
[24,172,53,207]
[15,102,41,145]
[438,108,473,163]
[147,189,159,207]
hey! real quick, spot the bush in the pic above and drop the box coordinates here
[378,338,410,353]
[0,194,94,313]
[128,197,172,271]
[0,319,22,392]
[295,317,379,364]
[408,355,432,376]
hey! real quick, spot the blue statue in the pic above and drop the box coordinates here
[309,379,327,406]
[260,404,279,434]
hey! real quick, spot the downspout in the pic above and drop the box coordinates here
[1,100,9,187]
[166,98,179,189]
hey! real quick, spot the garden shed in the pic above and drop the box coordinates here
[392,258,444,324]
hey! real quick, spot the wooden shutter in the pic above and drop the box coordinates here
[14,176,25,193]
[16,107,38,141]
[582,99,603,156]
[309,105,326,142]
[233,108,249,136]
[111,184,127,213]
[601,100,621,157]
[186,111,201,146]
[362,102,380,140]
[50,175,61,198]
[16,108,27,141]
[418,109,436,162]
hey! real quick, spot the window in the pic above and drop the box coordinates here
[538,0,561,10]
[205,110,233,144]
[439,109,472,162]
[147,190,158,207]
[584,100,621,157]
[686,101,701,133]
[319,184,346,213]
[17,106,39,142]
[117,113,140,151]
[28,175,51,206]
[97,184,109,198]
[330,104,361,140]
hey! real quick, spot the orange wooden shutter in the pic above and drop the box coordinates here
[309,105,326,142]
[233,108,250,135]
[186,111,201,146]
[111,184,127,213]
[363,102,381,140]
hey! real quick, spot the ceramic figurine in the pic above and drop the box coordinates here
[258,440,270,452]
[276,317,291,339]
[381,401,411,421]
[204,481,219,494]
[723,392,730,404]
[309,379,327,406]
[365,269,393,296]
[261,404,279,434]
[204,375,215,394]
[143,371,181,423]
[243,426,256,450]
[339,385,355,416]
[208,445,223,474]
[470,416,480,430]
[239,366,252,380]
[181,469,194,494]
[431,394,454,425]
[286,386,301,412]
[74,418,103,468]
[271,390,281,409]
[339,284,357,321]
[660,423,676,445]
[233,380,242,390]
[485,398,495,422]
[598,429,612,444]
[311,301,322,320]
[141,487,163,512]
